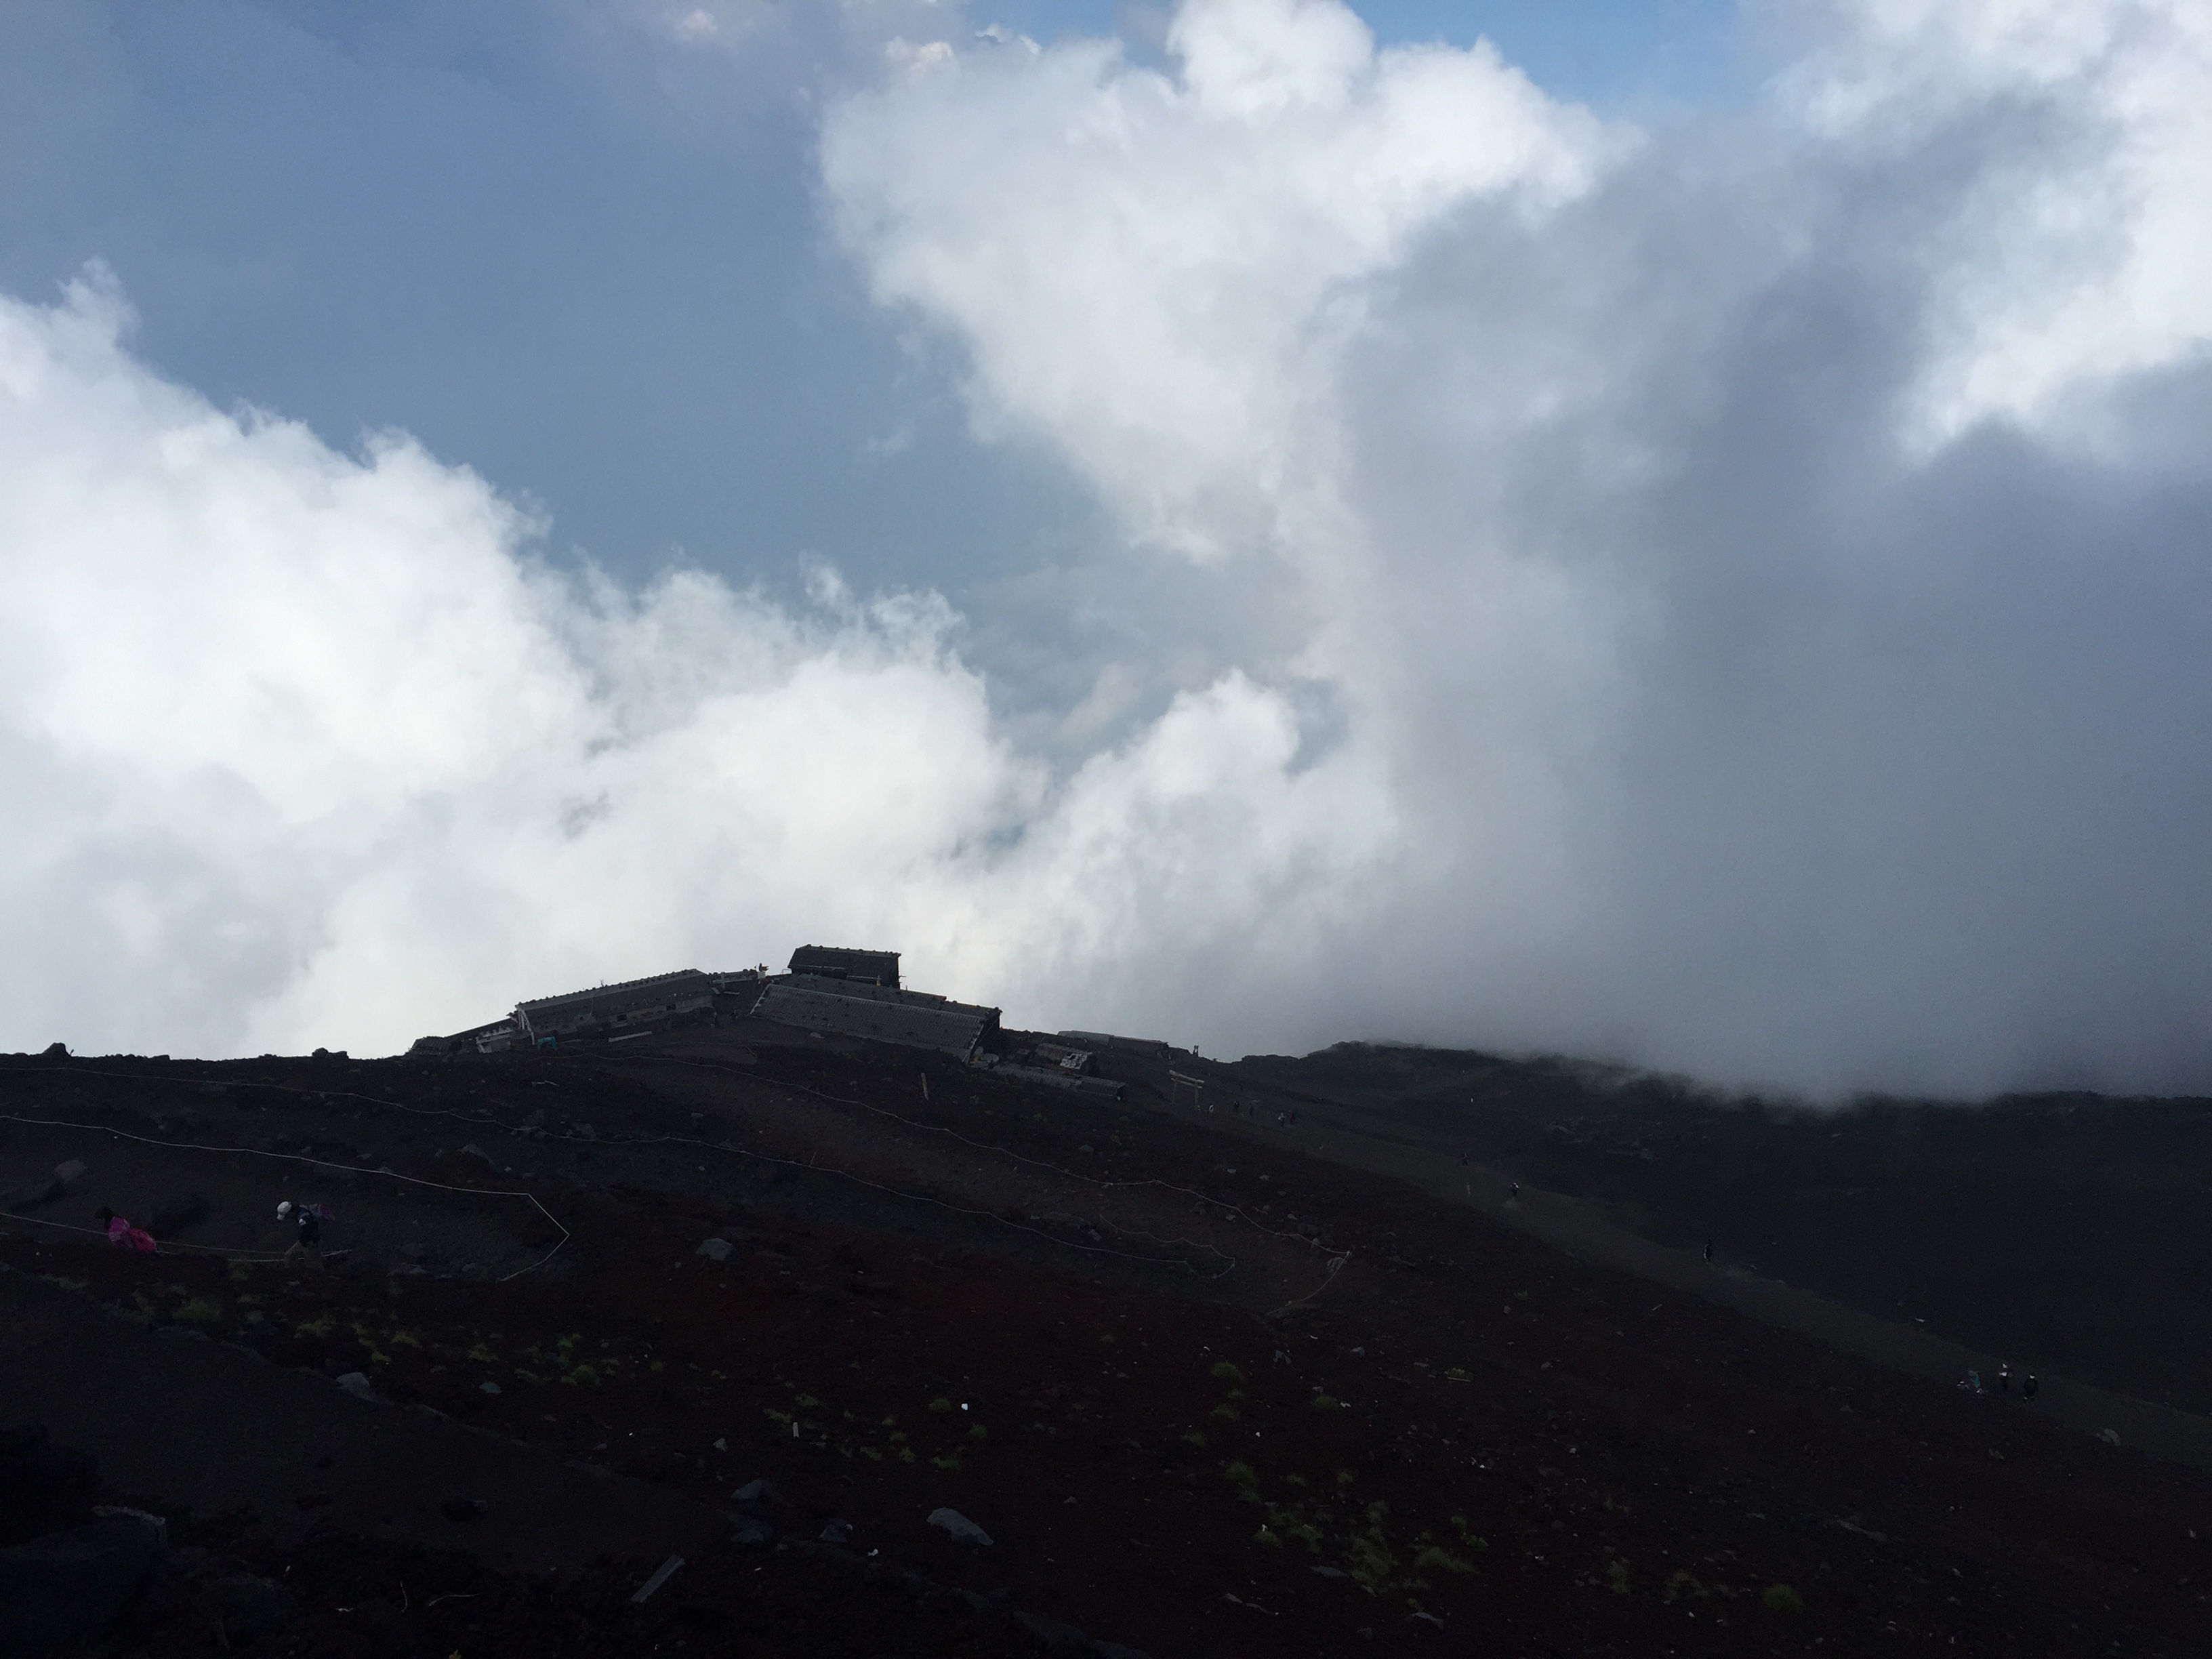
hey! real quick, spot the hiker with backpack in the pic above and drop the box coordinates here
[95,1207,157,1254]
[278,1200,332,1267]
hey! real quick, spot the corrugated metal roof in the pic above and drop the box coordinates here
[1058,1029,1173,1057]
[518,968,711,1018]
[989,1062,1124,1101]
[787,945,900,986]
[752,983,998,1057]
[784,975,947,1008]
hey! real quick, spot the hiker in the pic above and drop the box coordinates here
[96,1207,157,1254]
[1703,1240,1714,1263]
[2022,1374,2039,1401]
[278,1200,329,1267]
[1967,1369,1983,1394]
[1998,1363,2011,1394]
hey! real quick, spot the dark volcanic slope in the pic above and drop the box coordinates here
[3,1028,2211,1657]
[1221,1043,2212,1416]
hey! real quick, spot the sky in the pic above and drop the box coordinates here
[1,0,2208,1098]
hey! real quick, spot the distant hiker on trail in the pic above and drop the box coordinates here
[1998,1364,2011,1394]
[2023,1374,2039,1401]
[1703,1240,1714,1263]
[278,1200,331,1267]
[96,1207,156,1253]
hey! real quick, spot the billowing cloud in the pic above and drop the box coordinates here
[0,268,1385,1059]
[820,0,2212,1095]
[4,0,2209,1099]
[825,0,1609,558]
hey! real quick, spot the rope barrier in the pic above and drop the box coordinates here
[1,1046,1343,1283]
[0,1113,569,1282]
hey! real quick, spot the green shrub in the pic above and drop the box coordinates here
[1762,1584,1805,1614]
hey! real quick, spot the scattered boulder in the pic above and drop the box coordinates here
[479,1381,501,1395]
[0,1511,165,1655]
[728,1515,774,1549]
[52,1161,87,1192]
[1015,1611,1088,1649]
[818,1519,853,1546]
[2100,1428,2122,1447]
[2,1175,64,1211]
[696,1238,733,1263]
[926,1507,992,1547]
[39,1043,66,1059]
[0,1426,98,1547]
[201,1572,292,1643]
[334,1372,377,1402]
[731,1479,783,1504]
[147,1193,209,1235]
[1012,1610,1149,1658]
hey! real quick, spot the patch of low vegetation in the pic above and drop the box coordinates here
[1227,1463,1483,1599]
[173,1296,224,1326]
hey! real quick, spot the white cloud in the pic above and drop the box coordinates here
[817,0,2212,1095]
[1780,0,2212,436]
[6,0,2211,1099]
[823,0,1610,559]
[0,266,1387,1059]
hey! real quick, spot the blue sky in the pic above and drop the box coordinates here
[990,1,1746,104]
[0,1,1741,607]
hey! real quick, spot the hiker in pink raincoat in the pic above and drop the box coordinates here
[96,1207,157,1253]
